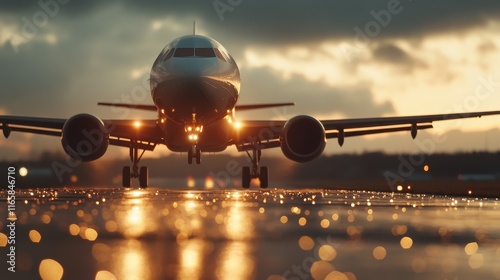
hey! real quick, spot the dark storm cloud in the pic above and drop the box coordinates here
[3,0,500,45]
[371,43,425,68]
[130,0,500,44]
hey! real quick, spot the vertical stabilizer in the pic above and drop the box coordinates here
[193,20,196,35]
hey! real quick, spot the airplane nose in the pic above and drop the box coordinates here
[172,60,217,78]
[153,75,237,124]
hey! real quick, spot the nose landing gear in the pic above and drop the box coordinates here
[188,145,201,164]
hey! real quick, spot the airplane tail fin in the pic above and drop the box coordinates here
[97,102,157,111]
[235,102,295,111]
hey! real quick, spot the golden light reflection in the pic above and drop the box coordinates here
[178,239,204,280]
[216,242,254,280]
[391,225,408,236]
[205,176,215,189]
[298,217,307,226]
[92,243,111,263]
[41,214,51,224]
[291,206,301,214]
[310,261,335,280]
[298,236,314,251]
[105,220,118,232]
[39,259,64,280]
[85,228,98,241]
[280,216,288,224]
[469,253,484,269]
[411,258,427,273]
[225,202,254,240]
[464,242,478,255]
[114,240,151,280]
[325,271,349,280]
[69,224,80,236]
[318,245,337,261]
[187,176,196,188]
[320,219,330,228]
[0,233,7,247]
[373,246,387,260]
[95,270,117,280]
[120,201,150,238]
[400,237,413,249]
[29,230,42,243]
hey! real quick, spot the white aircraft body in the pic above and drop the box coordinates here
[2,33,500,188]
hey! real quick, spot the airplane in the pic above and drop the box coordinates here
[2,30,500,189]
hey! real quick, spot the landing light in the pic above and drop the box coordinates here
[234,122,242,129]
[188,134,198,141]
[134,121,141,128]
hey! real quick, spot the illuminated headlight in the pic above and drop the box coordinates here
[188,134,198,141]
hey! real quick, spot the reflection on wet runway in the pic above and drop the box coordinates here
[1,188,500,279]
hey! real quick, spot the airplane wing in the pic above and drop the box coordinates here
[233,110,500,151]
[0,116,163,151]
[97,102,295,111]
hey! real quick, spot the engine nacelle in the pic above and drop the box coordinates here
[61,114,109,162]
[280,115,326,163]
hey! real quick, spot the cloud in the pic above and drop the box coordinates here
[238,68,394,119]
[371,43,425,69]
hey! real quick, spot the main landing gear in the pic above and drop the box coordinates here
[122,142,148,188]
[242,145,268,189]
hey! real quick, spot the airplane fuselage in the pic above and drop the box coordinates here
[150,35,241,152]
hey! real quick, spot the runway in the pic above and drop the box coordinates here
[1,188,500,280]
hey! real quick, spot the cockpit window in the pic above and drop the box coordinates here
[173,47,218,58]
[213,48,226,62]
[174,48,195,57]
[163,48,175,61]
[195,48,216,57]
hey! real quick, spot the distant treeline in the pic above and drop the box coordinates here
[1,151,500,188]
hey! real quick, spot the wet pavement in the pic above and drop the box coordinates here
[1,187,500,280]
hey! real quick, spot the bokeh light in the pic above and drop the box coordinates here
[39,259,64,280]
[29,230,42,243]
[298,236,314,250]
[373,246,387,260]
[318,245,337,261]
[400,237,413,249]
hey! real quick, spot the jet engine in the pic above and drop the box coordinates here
[280,115,326,163]
[61,114,109,162]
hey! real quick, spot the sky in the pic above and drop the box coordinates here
[1,0,500,160]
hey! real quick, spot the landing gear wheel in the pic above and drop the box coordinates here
[188,149,193,164]
[122,166,131,188]
[195,148,201,164]
[259,166,268,188]
[139,166,148,188]
[242,166,251,189]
